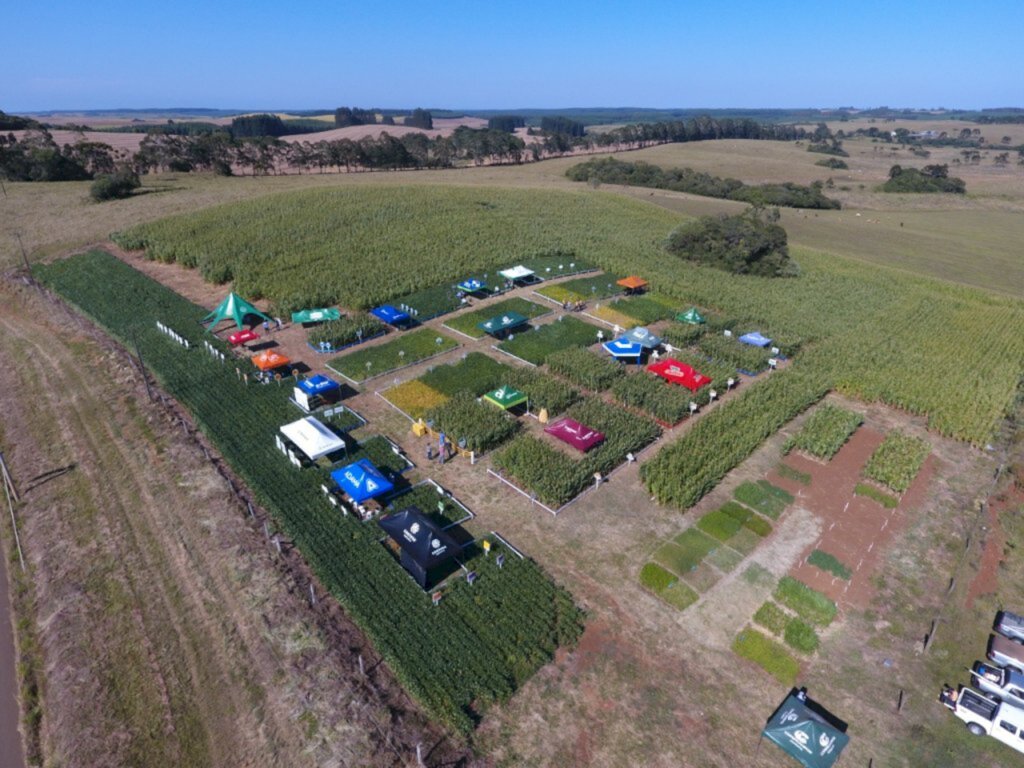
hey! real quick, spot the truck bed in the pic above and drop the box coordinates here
[998,611,1024,640]
[990,634,1024,668]
[960,688,998,720]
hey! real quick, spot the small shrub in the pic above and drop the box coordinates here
[807,550,851,580]
[90,169,140,201]
[784,618,820,653]
[754,601,789,635]
[639,562,677,593]
[732,628,800,684]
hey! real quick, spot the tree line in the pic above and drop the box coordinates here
[566,157,841,209]
[1,114,813,187]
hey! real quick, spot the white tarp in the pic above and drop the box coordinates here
[280,417,346,460]
[499,265,535,280]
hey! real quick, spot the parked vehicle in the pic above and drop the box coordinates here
[996,610,1024,643]
[989,634,1024,673]
[971,661,1024,709]
[939,685,1024,754]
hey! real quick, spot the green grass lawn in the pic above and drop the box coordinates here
[444,297,551,338]
[328,329,458,382]
[734,480,793,520]
[773,576,838,627]
[497,315,602,365]
[733,627,800,685]
[654,527,718,577]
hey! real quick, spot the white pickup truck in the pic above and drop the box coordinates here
[940,685,1024,754]
[971,661,1024,709]
[997,610,1024,643]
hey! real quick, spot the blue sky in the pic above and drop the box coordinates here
[5,0,1021,111]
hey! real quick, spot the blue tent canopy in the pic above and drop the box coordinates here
[739,331,772,347]
[298,374,341,396]
[602,338,644,358]
[458,278,486,293]
[371,305,411,326]
[623,326,662,349]
[331,459,394,503]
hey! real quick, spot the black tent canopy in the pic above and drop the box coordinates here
[378,507,462,588]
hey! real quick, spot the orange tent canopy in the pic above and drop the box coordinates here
[251,349,291,371]
[617,276,648,290]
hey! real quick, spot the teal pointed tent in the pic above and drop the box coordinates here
[762,692,849,768]
[677,307,706,325]
[204,292,272,331]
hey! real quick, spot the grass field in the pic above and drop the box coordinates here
[328,329,458,382]
[6,127,1024,767]
[34,251,584,734]
[444,298,550,338]
[92,180,1023,444]
[497,315,601,365]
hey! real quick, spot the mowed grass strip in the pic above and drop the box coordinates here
[329,329,458,381]
[445,298,550,339]
[732,628,800,685]
[497,315,601,365]
[773,576,837,626]
[807,549,852,580]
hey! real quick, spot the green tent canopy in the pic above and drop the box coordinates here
[762,692,849,768]
[204,292,272,331]
[478,311,528,336]
[677,307,706,325]
[292,308,341,324]
[483,386,528,410]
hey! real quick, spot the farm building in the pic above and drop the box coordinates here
[378,507,462,588]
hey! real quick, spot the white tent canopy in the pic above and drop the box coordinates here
[499,265,535,281]
[279,417,346,460]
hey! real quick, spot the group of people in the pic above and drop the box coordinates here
[262,317,284,334]
[562,300,586,312]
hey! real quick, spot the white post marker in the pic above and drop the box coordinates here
[768,358,778,370]
[727,377,735,389]
[689,401,698,414]
[709,389,717,401]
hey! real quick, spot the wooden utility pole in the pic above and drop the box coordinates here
[16,234,30,272]
[132,335,154,402]
[0,453,25,572]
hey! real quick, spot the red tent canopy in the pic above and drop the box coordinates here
[647,358,712,392]
[544,418,606,452]
[228,329,260,346]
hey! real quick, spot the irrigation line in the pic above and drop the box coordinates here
[489,345,537,368]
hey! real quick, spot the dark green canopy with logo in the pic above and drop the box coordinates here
[677,307,706,325]
[762,693,849,768]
